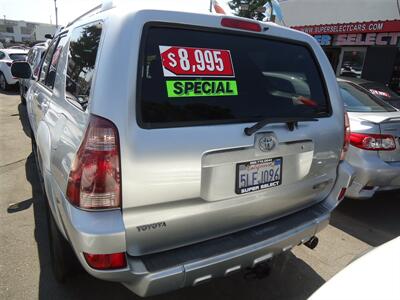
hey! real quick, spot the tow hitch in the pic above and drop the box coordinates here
[244,262,271,280]
[304,236,319,250]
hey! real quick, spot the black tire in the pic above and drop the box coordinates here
[31,131,42,175]
[0,72,10,91]
[31,134,78,283]
[20,84,26,105]
[47,205,77,283]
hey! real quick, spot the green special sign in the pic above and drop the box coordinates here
[166,80,238,98]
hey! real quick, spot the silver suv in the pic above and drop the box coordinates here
[19,42,48,104]
[12,2,353,297]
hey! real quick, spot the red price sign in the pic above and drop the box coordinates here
[159,46,235,77]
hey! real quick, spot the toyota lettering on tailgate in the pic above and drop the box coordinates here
[159,46,235,77]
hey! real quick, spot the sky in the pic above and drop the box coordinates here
[0,0,232,26]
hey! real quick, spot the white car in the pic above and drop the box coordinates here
[0,48,28,91]
[310,237,400,300]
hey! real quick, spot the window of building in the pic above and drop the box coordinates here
[65,22,103,110]
[338,48,367,79]
[20,27,32,35]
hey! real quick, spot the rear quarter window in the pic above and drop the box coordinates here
[138,25,330,128]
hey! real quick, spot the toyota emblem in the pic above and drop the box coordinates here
[258,136,276,152]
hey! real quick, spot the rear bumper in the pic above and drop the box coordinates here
[58,161,353,297]
[125,203,330,297]
[346,150,400,199]
[7,77,19,85]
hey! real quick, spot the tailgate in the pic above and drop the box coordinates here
[121,23,342,256]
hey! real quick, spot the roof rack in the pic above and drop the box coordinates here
[66,0,117,28]
[66,4,102,28]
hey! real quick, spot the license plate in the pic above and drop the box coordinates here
[236,157,282,194]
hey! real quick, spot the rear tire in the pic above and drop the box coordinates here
[31,133,78,283]
[20,85,26,105]
[47,205,77,283]
[0,72,10,91]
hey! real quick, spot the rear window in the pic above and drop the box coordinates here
[359,82,399,100]
[339,81,396,112]
[138,26,330,128]
[9,53,27,61]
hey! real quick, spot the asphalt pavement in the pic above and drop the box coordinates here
[1,90,399,299]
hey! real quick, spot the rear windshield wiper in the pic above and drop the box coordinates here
[244,117,318,136]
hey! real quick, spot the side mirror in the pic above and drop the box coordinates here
[11,62,32,79]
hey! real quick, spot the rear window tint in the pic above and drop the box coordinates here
[138,26,330,128]
[9,53,27,61]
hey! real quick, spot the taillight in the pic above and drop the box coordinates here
[221,18,262,32]
[350,133,396,151]
[84,252,127,270]
[66,115,121,209]
[340,112,351,160]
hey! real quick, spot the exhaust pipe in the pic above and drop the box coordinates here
[304,236,319,250]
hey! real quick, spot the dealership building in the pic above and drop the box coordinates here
[280,0,400,91]
[0,18,58,46]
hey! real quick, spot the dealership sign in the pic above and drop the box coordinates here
[293,20,400,46]
[292,20,400,35]
[314,32,400,46]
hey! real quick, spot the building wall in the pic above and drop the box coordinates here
[280,0,400,26]
[0,19,58,43]
[34,24,58,41]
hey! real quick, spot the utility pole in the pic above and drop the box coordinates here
[209,0,213,12]
[54,0,58,27]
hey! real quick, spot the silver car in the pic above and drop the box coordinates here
[19,42,48,104]
[338,79,400,199]
[11,2,353,297]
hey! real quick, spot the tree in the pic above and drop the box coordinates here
[228,0,268,20]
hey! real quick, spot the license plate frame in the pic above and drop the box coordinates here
[235,157,283,195]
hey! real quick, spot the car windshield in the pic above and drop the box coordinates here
[339,81,397,112]
[138,26,330,128]
[9,53,27,61]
